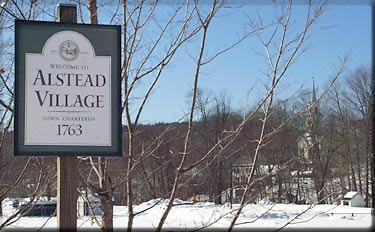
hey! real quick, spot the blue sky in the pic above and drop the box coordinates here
[135,2,371,124]
[2,1,370,124]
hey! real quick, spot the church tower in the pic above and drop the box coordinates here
[306,79,320,134]
[298,79,321,165]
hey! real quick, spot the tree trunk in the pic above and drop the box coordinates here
[354,132,363,195]
[371,146,375,209]
[295,171,300,203]
[365,153,370,207]
[99,159,114,232]
[214,159,224,205]
[315,182,325,204]
[312,160,326,204]
[347,164,351,190]
[100,195,113,232]
[365,123,371,207]
[350,163,357,191]
[88,0,98,24]
[126,138,134,232]
[86,1,115,230]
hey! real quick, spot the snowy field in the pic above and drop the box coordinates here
[1,198,373,231]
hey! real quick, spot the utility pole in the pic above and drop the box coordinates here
[56,4,78,231]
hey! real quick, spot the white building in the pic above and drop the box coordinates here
[341,191,365,207]
[77,189,102,217]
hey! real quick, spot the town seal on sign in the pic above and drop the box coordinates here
[59,40,80,61]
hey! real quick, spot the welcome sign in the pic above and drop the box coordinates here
[15,20,121,156]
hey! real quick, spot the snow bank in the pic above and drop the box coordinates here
[1,198,372,230]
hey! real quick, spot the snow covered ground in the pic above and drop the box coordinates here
[1,198,373,231]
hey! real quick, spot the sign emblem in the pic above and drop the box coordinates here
[59,40,79,61]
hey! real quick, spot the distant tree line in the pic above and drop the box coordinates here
[1,65,372,207]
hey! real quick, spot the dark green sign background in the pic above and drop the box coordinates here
[15,20,122,156]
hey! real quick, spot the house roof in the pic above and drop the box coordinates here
[343,191,358,199]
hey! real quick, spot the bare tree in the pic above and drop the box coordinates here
[224,0,349,230]
[75,1,115,231]
[119,0,253,231]
[326,82,358,194]
[122,1,211,230]
[194,89,236,204]
[344,66,372,206]
[154,0,244,230]
[75,0,248,231]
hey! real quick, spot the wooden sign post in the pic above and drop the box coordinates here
[56,4,78,231]
[57,156,78,230]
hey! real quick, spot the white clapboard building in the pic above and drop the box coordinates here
[77,189,102,217]
[341,191,365,207]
